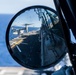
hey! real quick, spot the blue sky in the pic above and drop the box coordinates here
[12,9,42,27]
[0,0,55,14]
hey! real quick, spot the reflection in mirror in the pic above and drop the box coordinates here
[8,6,68,69]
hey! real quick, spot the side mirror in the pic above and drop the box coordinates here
[6,5,68,70]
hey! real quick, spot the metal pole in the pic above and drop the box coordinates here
[41,29,44,66]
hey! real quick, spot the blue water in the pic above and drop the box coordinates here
[0,14,20,66]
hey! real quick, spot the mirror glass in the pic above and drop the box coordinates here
[6,6,68,69]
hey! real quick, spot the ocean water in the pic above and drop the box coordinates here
[0,14,20,66]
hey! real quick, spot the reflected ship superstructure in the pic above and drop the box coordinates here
[9,7,68,68]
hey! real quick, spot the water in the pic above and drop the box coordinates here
[0,14,20,66]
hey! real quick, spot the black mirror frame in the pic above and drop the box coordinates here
[6,5,66,70]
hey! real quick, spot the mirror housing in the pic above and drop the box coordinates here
[6,5,68,70]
